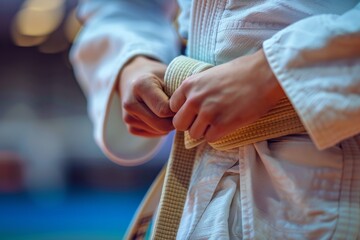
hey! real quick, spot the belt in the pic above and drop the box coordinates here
[126,56,306,239]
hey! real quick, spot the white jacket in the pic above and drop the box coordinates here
[70,1,360,239]
[71,0,360,166]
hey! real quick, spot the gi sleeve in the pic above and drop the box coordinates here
[70,0,180,166]
[263,3,360,150]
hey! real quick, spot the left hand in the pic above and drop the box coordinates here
[169,49,286,142]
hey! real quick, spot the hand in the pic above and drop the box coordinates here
[119,56,174,137]
[169,49,285,142]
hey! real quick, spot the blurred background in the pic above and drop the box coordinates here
[0,0,170,239]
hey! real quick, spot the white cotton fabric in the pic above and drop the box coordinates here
[70,0,360,239]
[178,134,360,239]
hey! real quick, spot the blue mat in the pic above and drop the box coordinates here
[0,190,146,240]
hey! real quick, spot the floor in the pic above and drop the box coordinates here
[0,189,147,240]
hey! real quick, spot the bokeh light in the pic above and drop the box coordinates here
[11,0,77,54]
[15,7,64,37]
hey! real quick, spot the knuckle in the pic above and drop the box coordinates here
[132,74,152,92]
[137,73,153,82]
[184,75,198,84]
[187,98,201,111]
[181,76,197,92]
[181,78,192,91]
[155,102,170,117]
[132,79,142,92]
[123,100,136,112]
[200,109,214,122]
[169,100,178,113]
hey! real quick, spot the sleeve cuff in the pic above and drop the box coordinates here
[90,46,173,166]
[263,37,360,150]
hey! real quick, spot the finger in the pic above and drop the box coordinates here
[138,76,174,118]
[188,115,210,140]
[124,114,170,135]
[169,88,187,113]
[123,102,174,132]
[128,127,168,138]
[172,104,197,131]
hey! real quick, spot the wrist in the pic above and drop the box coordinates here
[253,49,285,102]
[121,55,159,80]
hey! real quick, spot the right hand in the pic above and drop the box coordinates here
[119,56,174,137]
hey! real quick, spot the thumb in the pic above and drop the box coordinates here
[141,76,174,118]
